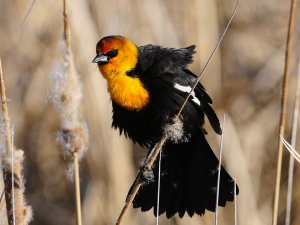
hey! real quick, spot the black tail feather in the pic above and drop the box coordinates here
[129,130,238,218]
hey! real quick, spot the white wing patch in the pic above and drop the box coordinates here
[174,83,201,106]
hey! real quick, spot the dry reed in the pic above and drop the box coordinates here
[49,0,89,225]
[0,60,32,225]
[272,0,297,224]
[17,0,37,30]
[282,138,300,163]
[2,149,33,225]
[234,178,237,225]
[215,114,226,225]
[0,58,13,225]
[285,56,300,225]
[0,191,4,212]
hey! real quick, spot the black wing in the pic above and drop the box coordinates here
[184,69,222,135]
[137,45,221,135]
[137,44,196,74]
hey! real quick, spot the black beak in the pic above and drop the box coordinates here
[92,52,109,64]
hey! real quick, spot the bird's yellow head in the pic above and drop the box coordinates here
[93,36,149,111]
[93,35,138,79]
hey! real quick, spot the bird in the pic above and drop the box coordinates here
[93,35,238,218]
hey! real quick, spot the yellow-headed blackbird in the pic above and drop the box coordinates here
[93,35,238,218]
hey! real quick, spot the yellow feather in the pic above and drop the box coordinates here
[97,37,150,111]
[108,74,149,111]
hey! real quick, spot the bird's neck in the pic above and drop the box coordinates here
[107,73,150,111]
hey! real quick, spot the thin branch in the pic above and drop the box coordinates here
[234,177,237,225]
[0,60,33,225]
[62,1,83,225]
[17,0,37,30]
[0,190,5,212]
[175,0,240,118]
[0,59,14,225]
[74,152,82,225]
[156,149,163,225]
[11,127,16,225]
[281,137,300,163]
[63,0,72,61]
[115,1,240,224]
[272,0,297,224]
[116,135,167,225]
[285,56,300,225]
[215,114,226,225]
[0,60,12,156]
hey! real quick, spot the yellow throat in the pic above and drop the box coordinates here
[98,39,149,111]
[106,74,150,111]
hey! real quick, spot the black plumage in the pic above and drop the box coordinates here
[94,36,238,218]
[111,44,238,217]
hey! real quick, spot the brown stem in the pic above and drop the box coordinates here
[272,0,297,225]
[74,152,83,225]
[285,56,300,225]
[0,60,12,156]
[0,190,5,211]
[115,134,168,225]
[62,1,83,225]
[0,59,14,225]
[63,0,72,61]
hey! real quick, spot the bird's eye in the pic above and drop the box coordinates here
[106,49,118,59]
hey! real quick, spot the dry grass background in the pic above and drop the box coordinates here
[0,0,300,225]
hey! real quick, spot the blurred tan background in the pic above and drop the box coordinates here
[1,0,300,225]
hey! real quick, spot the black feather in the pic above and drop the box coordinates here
[131,131,239,218]
[110,43,238,218]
